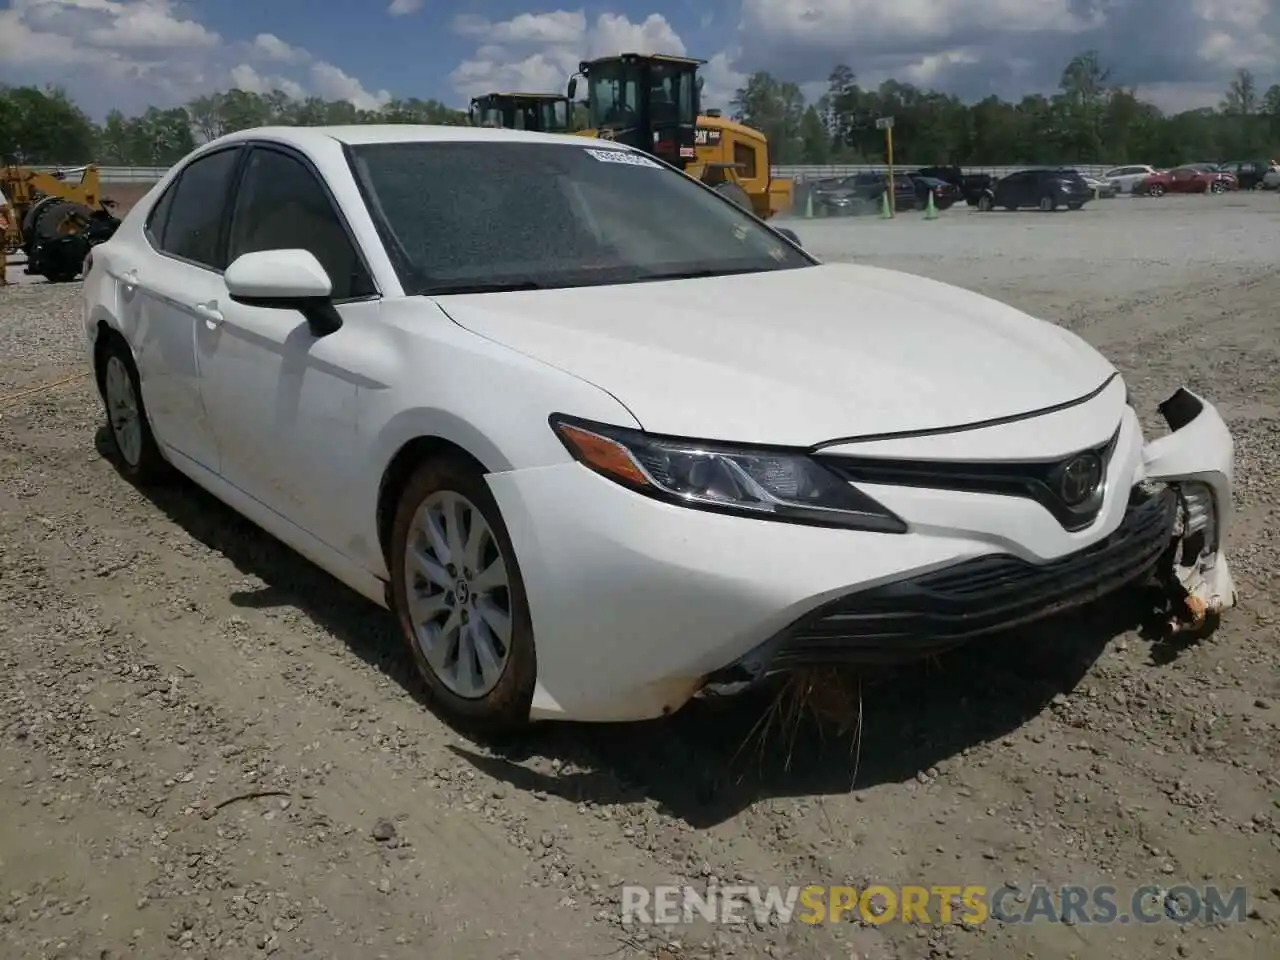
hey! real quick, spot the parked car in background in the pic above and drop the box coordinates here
[976,167,1094,211]
[914,166,994,206]
[907,175,961,209]
[1101,164,1159,194]
[1218,160,1273,190]
[1081,174,1118,198]
[1139,166,1237,196]
[1263,163,1280,190]
[810,172,916,215]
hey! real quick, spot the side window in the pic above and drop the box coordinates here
[732,141,757,179]
[226,147,374,301]
[144,180,177,247]
[160,148,241,269]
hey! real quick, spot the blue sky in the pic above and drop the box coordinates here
[1,1,1277,120]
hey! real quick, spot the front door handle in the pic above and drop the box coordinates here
[192,302,224,327]
[118,268,139,294]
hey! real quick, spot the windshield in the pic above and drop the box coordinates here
[348,141,813,295]
[537,99,569,132]
[587,61,641,130]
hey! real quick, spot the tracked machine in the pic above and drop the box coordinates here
[566,53,792,220]
[468,93,574,133]
[1,164,121,284]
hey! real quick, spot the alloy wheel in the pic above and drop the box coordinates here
[403,490,512,699]
[104,355,143,466]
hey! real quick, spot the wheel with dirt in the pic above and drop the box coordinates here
[95,334,171,484]
[389,456,536,733]
[1038,194,1057,212]
[1147,183,1165,197]
[32,200,92,242]
[713,181,753,212]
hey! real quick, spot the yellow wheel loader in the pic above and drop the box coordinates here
[468,93,574,133]
[1,164,121,284]
[566,53,792,220]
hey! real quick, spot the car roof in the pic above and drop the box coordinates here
[201,124,616,152]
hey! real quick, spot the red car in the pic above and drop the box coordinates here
[1139,166,1238,196]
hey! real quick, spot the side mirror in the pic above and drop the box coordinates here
[775,227,801,247]
[567,77,578,100]
[224,249,343,337]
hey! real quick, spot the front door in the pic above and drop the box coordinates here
[196,144,381,554]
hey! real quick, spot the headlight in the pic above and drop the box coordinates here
[548,415,907,533]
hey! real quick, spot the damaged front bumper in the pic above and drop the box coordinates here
[702,387,1237,694]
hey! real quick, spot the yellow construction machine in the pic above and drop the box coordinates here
[468,93,574,133]
[566,53,792,220]
[1,164,121,284]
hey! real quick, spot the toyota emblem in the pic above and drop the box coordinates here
[1058,452,1103,506]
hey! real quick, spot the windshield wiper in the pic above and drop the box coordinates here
[635,266,771,282]
[424,280,545,295]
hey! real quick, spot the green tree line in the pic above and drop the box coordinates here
[2,51,1278,167]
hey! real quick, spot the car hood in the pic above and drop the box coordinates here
[435,263,1117,447]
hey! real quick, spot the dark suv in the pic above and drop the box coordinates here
[1217,160,1270,190]
[978,168,1093,211]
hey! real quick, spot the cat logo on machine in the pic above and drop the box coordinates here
[693,127,722,147]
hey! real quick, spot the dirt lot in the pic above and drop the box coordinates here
[1,193,1278,960]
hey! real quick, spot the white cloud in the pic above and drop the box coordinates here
[0,0,389,117]
[386,0,423,16]
[252,32,310,65]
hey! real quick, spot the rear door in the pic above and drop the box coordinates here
[123,145,243,473]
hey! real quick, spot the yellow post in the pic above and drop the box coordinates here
[886,125,895,217]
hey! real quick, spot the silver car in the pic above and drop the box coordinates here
[1102,164,1159,195]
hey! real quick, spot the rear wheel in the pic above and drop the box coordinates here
[389,457,536,732]
[96,335,170,484]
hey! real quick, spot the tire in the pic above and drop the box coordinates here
[712,181,753,212]
[976,193,994,212]
[1210,181,1226,194]
[20,196,62,247]
[96,334,170,484]
[389,456,536,733]
[33,200,92,242]
[1147,183,1165,197]
[1038,195,1056,212]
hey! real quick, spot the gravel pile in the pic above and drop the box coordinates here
[1,196,1278,960]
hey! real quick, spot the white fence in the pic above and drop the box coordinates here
[31,163,1117,184]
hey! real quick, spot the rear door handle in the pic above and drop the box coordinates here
[192,302,224,327]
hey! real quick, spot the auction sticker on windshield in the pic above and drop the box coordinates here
[584,148,661,168]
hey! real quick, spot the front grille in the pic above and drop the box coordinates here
[816,426,1120,531]
[768,486,1176,666]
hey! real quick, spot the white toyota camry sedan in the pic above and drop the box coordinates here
[83,124,1237,730]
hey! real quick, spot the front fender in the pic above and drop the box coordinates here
[1140,387,1238,621]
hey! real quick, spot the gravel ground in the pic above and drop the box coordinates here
[1,192,1278,960]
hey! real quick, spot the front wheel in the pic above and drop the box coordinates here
[1210,180,1227,194]
[389,457,537,732]
[1147,183,1165,197]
